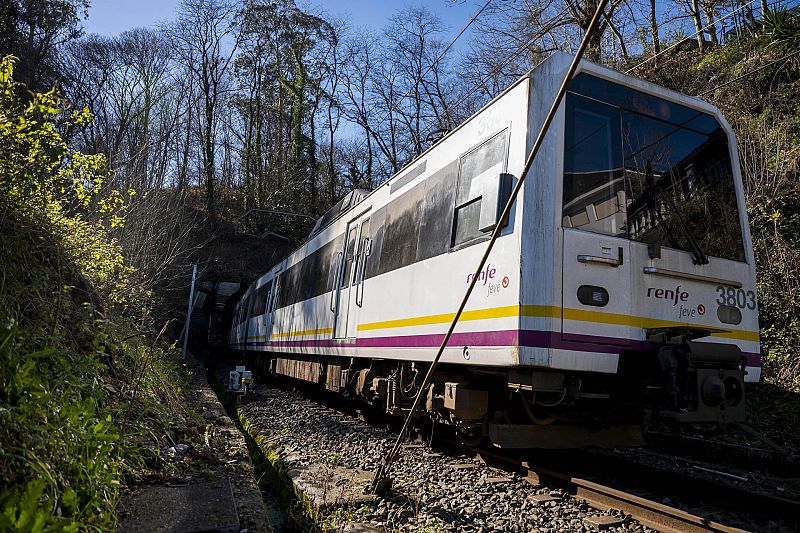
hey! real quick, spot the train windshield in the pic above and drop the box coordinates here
[562,73,745,262]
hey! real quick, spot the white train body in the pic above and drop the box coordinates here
[230,53,759,441]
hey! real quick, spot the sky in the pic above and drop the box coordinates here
[84,0,481,46]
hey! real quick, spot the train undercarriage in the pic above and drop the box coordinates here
[241,337,747,450]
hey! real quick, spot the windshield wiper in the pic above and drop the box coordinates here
[646,160,709,265]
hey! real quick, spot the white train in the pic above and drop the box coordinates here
[229,52,759,448]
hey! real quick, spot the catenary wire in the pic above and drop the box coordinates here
[394,0,494,103]
[433,0,494,75]
[395,5,572,164]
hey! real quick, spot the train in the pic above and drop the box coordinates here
[228,52,759,448]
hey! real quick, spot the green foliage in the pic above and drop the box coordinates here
[729,79,800,390]
[0,325,122,531]
[0,54,190,530]
[763,8,800,53]
[693,40,747,71]
[644,24,800,390]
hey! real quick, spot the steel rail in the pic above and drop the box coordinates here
[369,0,613,494]
[476,449,748,533]
[529,465,746,533]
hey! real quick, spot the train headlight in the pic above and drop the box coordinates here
[700,375,725,407]
[724,376,743,407]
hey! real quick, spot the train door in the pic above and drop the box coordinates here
[561,91,632,346]
[334,211,371,339]
[240,288,253,349]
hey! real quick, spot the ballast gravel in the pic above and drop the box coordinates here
[239,386,653,533]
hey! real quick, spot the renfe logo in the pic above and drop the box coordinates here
[647,285,688,306]
[467,264,497,285]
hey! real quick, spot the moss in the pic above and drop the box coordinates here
[237,409,317,531]
[694,40,748,71]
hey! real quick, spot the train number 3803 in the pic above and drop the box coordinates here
[716,286,756,310]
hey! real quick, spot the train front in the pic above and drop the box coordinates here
[558,65,758,426]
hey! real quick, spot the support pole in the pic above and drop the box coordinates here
[182,263,198,361]
[369,0,612,494]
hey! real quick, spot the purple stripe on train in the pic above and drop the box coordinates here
[245,329,761,367]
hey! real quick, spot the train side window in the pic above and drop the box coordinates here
[240,294,251,324]
[252,281,271,317]
[417,161,457,261]
[562,94,625,237]
[364,211,385,279]
[453,130,508,248]
[378,184,423,275]
[273,273,283,310]
[246,293,254,321]
[354,218,371,286]
[341,225,358,288]
[264,281,273,313]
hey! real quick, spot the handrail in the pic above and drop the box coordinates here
[356,238,371,307]
[643,266,742,288]
[578,254,620,267]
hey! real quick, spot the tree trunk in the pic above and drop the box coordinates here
[308,107,317,216]
[607,20,629,62]
[178,89,192,190]
[650,0,661,65]
[365,128,373,189]
[327,103,337,205]
[204,93,216,222]
[705,4,719,45]
[692,0,707,52]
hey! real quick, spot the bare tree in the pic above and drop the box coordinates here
[339,7,459,184]
[170,0,240,221]
[0,0,89,90]
[683,0,708,51]
[64,29,178,191]
[339,31,377,185]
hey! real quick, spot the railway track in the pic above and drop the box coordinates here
[643,430,800,479]
[238,376,799,532]
[476,447,798,533]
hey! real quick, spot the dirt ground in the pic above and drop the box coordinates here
[117,354,272,533]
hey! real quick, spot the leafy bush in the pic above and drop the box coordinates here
[0,55,189,530]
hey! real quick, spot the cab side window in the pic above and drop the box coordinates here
[452,130,508,247]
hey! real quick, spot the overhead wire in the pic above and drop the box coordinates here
[385,0,494,156]
[431,0,495,77]
[392,0,494,104]
[447,5,572,111]
[396,5,572,164]
[397,0,790,166]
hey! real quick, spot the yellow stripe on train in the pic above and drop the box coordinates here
[354,305,760,343]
